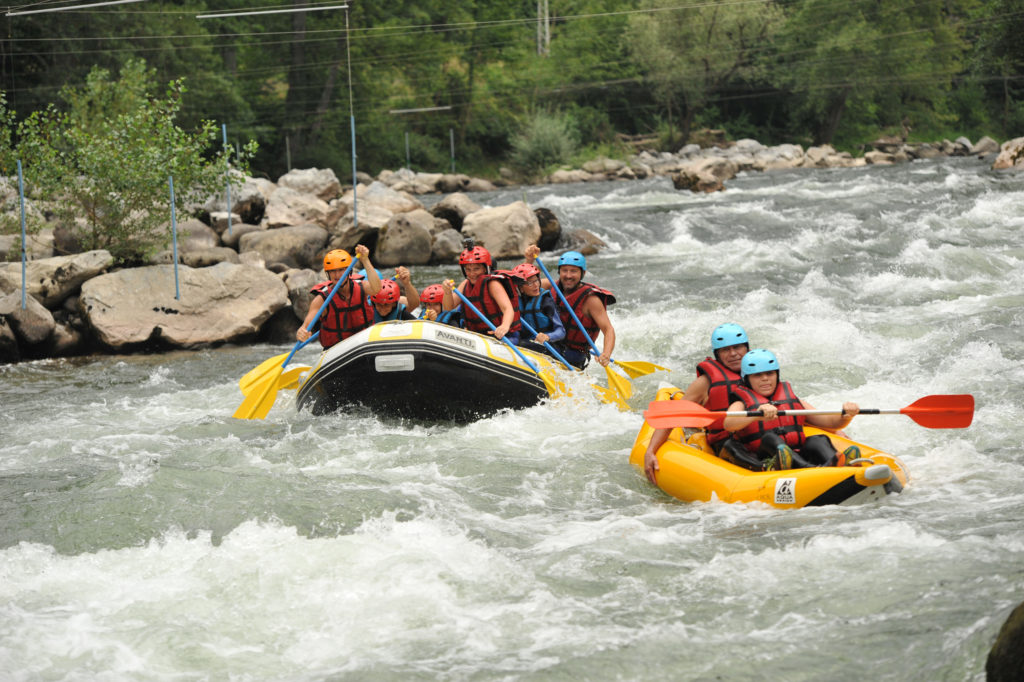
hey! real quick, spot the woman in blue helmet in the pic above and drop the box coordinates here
[721,349,861,472]
[643,323,750,483]
[523,244,616,369]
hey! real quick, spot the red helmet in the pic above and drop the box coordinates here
[421,284,445,304]
[459,245,492,267]
[513,262,540,280]
[371,278,401,305]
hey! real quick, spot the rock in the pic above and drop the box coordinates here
[955,136,973,152]
[754,144,805,170]
[200,174,268,225]
[328,203,394,252]
[987,600,1024,682]
[548,169,592,184]
[804,145,836,167]
[677,143,701,157]
[992,137,1024,170]
[429,193,482,232]
[864,150,896,165]
[582,157,626,174]
[177,219,220,250]
[374,209,434,266]
[208,212,242,236]
[45,320,85,357]
[534,208,561,251]
[871,135,904,153]
[461,201,541,260]
[437,174,474,194]
[219,223,267,250]
[561,229,607,257]
[265,186,335,229]
[0,250,114,308]
[282,268,319,321]
[430,228,463,263]
[277,167,342,202]
[0,315,19,363]
[79,263,289,350]
[0,229,54,262]
[239,224,328,271]
[53,224,86,256]
[973,136,1000,156]
[180,247,240,268]
[257,306,301,345]
[732,139,766,153]
[672,170,724,193]
[341,181,422,215]
[0,292,55,346]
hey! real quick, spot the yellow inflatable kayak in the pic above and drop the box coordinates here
[629,386,910,508]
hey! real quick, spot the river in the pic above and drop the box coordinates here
[2,158,1022,680]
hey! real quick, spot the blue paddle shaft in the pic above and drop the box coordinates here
[518,317,573,372]
[453,288,540,374]
[532,257,607,360]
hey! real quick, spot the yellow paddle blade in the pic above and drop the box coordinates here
[604,364,632,400]
[277,365,310,391]
[613,359,668,379]
[233,368,283,420]
[239,352,289,395]
[592,383,630,410]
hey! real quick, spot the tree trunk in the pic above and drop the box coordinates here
[817,90,849,145]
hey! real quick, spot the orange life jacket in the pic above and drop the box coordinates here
[461,272,522,336]
[696,357,744,445]
[311,278,373,348]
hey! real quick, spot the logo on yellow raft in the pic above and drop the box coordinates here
[435,329,475,350]
[774,478,797,505]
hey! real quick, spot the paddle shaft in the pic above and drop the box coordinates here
[518,317,574,371]
[532,257,606,360]
[453,288,541,373]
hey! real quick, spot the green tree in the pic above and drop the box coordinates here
[627,0,785,144]
[14,59,255,264]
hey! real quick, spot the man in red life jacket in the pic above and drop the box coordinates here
[297,244,382,349]
[442,244,521,344]
[523,244,616,369]
[721,348,861,471]
[643,323,749,483]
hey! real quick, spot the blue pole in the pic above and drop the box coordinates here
[169,176,180,300]
[16,160,27,310]
[222,123,233,237]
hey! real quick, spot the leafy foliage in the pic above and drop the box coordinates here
[509,110,580,175]
[12,60,255,263]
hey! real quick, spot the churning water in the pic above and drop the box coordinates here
[2,158,1022,680]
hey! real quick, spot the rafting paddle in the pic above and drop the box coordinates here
[643,394,975,429]
[233,258,357,420]
[530,256,665,400]
[452,288,561,397]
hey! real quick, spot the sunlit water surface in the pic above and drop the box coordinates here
[2,158,1023,680]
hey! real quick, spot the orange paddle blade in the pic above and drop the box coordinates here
[900,394,974,428]
[643,400,720,428]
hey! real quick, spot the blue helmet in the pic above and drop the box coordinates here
[711,323,749,350]
[558,250,587,271]
[740,349,779,377]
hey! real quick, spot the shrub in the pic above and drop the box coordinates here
[509,110,579,174]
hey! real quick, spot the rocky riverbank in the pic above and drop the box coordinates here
[2,134,1022,365]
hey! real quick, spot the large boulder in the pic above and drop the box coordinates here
[374,209,434,266]
[973,136,1000,156]
[277,167,342,202]
[0,315,18,363]
[987,600,1024,682]
[328,203,394,252]
[672,170,724,193]
[177,219,220,250]
[238,224,328,270]
[430,228,463,264]
[200,175,268,225]
[461,201,541,260]
[264,186,338,229]
[429,192,482,232]
[282,268,320,321]
[0,229,54,262]
[0,250,114,308]
[0,291,55,346]
[219,222,267,250]
[79,263,289,350]
[534,208,561,251]
[180,247,241,268]
[992,137,1024,170]
[341,181,422,215]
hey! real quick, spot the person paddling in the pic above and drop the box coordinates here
[297,245,381,349]
[512,262,566,355]
[371,266,420,323]
[644,323,749,483]
[721,349,861,471]
[418,284,462,327]
[523,244,616,369]
[442,244,521,343]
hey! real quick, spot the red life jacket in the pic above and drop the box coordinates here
[310,278,373,348]
[558,281,616,352]
[731,380,807,452]
[461,272,522,335]
[696,357,744,445]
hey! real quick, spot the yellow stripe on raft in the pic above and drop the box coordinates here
[629,386,910,508]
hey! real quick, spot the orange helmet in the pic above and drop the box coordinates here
[459,245,492,267]
[371,278,401,305]
[421,284,445,304]
[513,262,540,280]
[323,249,353,272]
